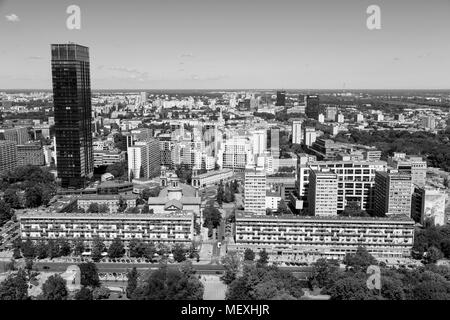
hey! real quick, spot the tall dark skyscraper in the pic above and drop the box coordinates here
[276,90,286,106]
[51,43,93,189]
[305,95,320,120]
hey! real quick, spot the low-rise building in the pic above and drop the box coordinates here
[191,169,234,188]
[77,194,138,213]
[93,150,126,168]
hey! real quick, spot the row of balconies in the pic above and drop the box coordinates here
[236,239,412,246]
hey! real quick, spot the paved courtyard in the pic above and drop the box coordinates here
[201,275,227,300]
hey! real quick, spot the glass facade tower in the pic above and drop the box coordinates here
[51,43,93,188]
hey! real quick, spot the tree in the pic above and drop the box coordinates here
[226,265,304,300]
[443,176,450,188]
[13,246,22,259]
[87,203,100,213]
[125,206,140,214]
[244,248,255,262]
[129,238,145,258]
[424,246,444,264]
[35,240,49,259]
[79,262,100,287]
[266,208,273,216]
[91,237,105,262]
[412,280,450,300]
[179,260,196,278]
[0,200,13,227]
[75,286,93,300]
[143,242,157,260]
[47,239,60,259]
[326,274,378,300]
[24,185,43,208]
[277,199,290,216]
[42,274,68,300]
[126,267,139,299]
[105,161,127,179]
[308,258,340,289]
[257,249,269,267]
[21,239,35,259]
[342,201,369,217]
[202,205,222,230]
[0,269,29,300]
[142,204,150,214]
[108,237,125,259]
[131,265,204,300]
[25,258,34,273]
[440,239,450,258]
[221,252,241,285]
[3,189,21,209]
[92,286,111,300]
[117,196,127,213]
[172,243,186,263]
[142,187,161,201]
[58,239,72,257]
[343,246,377,272]
[98,204,109,213]
[216,182,224,207]
[73,239,85,256]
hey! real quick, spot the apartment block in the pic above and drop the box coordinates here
[231,212,415,261]
[308,170,338,216]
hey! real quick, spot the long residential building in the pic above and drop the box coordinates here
[230,212,415,261]
[17,211,194,249]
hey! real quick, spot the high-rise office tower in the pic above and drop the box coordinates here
[276,91,286,106]
[270,127,280,159]
[308,169,338,216]
[244,165,267,215]
[374,170,412,217]
[292,120,303,144]
[305,95,320,120]
[0,140,17,176]
[51,43,93,189]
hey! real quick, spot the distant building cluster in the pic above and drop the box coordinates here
[1,43,449,264]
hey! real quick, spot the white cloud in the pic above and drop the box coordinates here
[179,53,194,58]
[103,65,150,81]
[27,56,44,60]
[5,14,20,22]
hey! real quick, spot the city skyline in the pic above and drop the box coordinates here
[1,0,450,90]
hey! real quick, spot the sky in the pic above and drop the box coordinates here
[0,0,450,90]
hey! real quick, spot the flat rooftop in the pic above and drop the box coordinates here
[235,212,414,223]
